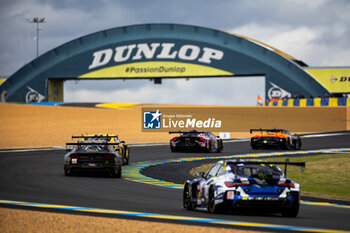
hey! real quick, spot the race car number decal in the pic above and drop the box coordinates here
[247,197,280,201]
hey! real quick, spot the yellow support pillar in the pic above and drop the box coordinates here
[314,98,321,107]
[48,79,64,102]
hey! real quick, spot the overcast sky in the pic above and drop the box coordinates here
[1,0,349,105]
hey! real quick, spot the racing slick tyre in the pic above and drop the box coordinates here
[293,139,301,150]
[208,141,214,153]
[110,166,122,178]
[183,184,195,210]
[216,140,223,153]
[251,142,258,150]
[64,167,72,176]
[123,147,130,165]
[170,146,178,152]
[292,141,297,150]
[282,202,299,217]
[296,139,302,150]
[285,138,291,150]
[208,186,224,214]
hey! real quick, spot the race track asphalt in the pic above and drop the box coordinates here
[0,133,349,232]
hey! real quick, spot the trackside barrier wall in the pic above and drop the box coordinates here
[265,97,350,107]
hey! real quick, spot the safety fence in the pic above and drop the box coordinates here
[264,97,350,107]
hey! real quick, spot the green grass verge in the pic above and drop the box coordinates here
[190,153,350,201]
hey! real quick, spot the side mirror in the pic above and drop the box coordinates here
[120,141,125,143]
[196,172,204,178]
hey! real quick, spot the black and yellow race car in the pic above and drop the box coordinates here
[72,134,130,165]
[64,140,123,177]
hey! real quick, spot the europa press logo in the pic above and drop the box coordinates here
[143,109,162,129]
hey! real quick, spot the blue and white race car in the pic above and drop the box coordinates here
[183,159,305,217]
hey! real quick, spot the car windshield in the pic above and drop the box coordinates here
[266,130,282,134]
[80,145,104,151]
[181,132,204,137]
[228,163,283,177]
[88,137,108,142]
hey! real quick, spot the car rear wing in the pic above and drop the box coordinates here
[71,135,117,139]
[66,142,121,146]
[249,128,284,134]
[169,131,227,139]
[168,130,207,134]
[228,159,305,177]
[168,131,185,134]
[71,135,125,143]
[66,142,120,151]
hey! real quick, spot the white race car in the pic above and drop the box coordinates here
[183,159,305,217]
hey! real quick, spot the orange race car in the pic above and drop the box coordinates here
[250,129,302,150]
